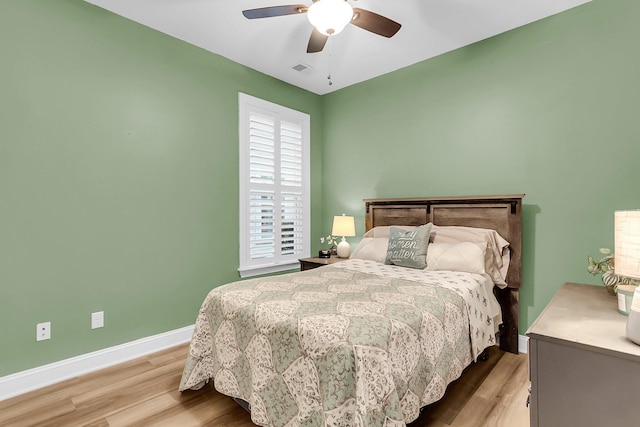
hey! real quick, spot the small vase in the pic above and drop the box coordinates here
[617,285,636,315]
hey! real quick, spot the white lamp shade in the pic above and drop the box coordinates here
[332,215,356,237]
[307,0,354,36]
[615,210,640,279]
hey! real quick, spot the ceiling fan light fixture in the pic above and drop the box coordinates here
[307,0,354,36]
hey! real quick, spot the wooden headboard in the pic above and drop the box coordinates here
[363,194,524,354]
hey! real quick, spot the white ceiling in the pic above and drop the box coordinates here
[85,0,590,95]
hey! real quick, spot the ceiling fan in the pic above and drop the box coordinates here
[242,0,402,53]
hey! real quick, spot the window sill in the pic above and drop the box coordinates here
[238,260,300,278]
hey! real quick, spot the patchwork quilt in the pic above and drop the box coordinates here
[179,259,496,426]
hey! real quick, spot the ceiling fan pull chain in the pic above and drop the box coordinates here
[327,37,333,86]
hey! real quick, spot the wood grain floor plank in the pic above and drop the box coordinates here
[0,358,159,424]
[104,393,181,426]
[448,352,529,427]
[0,344,530,427]
[0,377,82,422]
[54,370,186,426]
[71,360,182,405]
[415,346,504,425]
[0,398,76,426]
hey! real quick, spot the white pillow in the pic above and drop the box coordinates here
[363,225,416,238]
[350,237,389,264]
[426,242,487,275]
[431,225,510,287]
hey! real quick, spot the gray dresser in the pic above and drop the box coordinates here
[527,282,640,426]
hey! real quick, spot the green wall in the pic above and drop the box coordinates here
[321,0,639,331]
[1,0,638,378]
[0,0,323,376]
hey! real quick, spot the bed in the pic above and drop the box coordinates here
[179,194,524,426]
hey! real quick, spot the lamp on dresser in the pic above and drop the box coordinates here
[615,210,640,344]
[331,214,355,258]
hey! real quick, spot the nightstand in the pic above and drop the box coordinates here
[526,282,640,426]
[298,257,347,271]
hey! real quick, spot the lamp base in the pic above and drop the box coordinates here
[336,238,350,258]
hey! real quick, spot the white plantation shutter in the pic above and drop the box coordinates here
[239,93,310,277]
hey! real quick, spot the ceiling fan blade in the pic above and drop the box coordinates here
[242,5,308,19]
[307,28,328,53]
[351,8,401,38]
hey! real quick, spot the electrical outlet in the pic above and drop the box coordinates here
[91,311,104,329]
[36,322,51,341]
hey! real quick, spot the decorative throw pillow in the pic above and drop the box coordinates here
[384,223,432,269]
[426,242,487,275]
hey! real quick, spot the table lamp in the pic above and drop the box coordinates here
[332,214,356,258]
[614,210,640,345]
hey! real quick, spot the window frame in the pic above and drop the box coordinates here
[238,93,311,278]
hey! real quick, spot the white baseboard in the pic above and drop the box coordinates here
[519,334,529,354]
[0,325,194,402]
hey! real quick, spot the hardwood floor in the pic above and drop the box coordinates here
[0,345,530,426]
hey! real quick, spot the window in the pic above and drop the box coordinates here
[238,93,310,277]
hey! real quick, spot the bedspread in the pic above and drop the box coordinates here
[179,259,497,426]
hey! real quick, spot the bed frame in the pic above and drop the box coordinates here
[363,194,524,354]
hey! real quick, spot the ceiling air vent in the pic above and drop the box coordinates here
[292,63,312,73]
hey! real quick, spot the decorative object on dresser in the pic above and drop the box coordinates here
[587,247,638,314]
[616,284,636,315]
[331,214,355,258]
[586,246,638,295]
[615,210,640,344]
[527,282,640,426]
[587,248,616,294]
